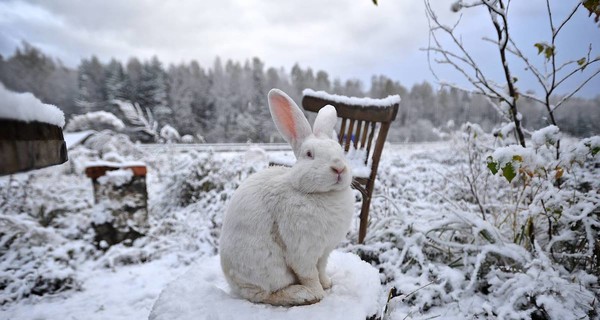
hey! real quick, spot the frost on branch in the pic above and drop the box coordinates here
[112,99,159,140]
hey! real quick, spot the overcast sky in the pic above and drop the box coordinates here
[1,0,599,98]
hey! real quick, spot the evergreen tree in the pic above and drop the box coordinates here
[124,57,143,105]
[76,56,106,113]
[139,57,170,124]
[315,70,331,91]
[105,59,127,102]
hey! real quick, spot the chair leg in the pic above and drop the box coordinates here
[358,192,372,244]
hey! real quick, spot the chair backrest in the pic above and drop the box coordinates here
[301,90,399,179]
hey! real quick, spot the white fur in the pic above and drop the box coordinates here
[219,89,354,306]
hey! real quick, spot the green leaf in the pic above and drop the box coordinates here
[487,157,499,175]
[582,0,600,25]
[592,146,600,156]
[512,77,518,83]
[534,43,555,61]
[544,46,555,60]
[577,57,587,66]
[502,162,517,183]
[534,43,544,54]
[512,155,523,162]
[372,0,378,5]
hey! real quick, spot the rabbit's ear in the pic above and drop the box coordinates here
[313,105,337,139]
[268,89,312,153]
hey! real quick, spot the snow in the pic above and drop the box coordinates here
[65,111,125,132]
[64,130,96,149]
[149,251,382,320]
[303,89,401,108]
[1,129,598,320]
[160,124,180,142]
[2,253,189,320]
[85,160,146,168]
[0,83,65,127]
[345,147,372,178]
[530,125,560,148]
[97,168,134,187]
[491,144,542,169]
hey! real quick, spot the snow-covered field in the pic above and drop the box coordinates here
[1,130,598,319]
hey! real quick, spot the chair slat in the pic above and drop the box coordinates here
[345,119,355,152]
[353,121,363,149]
[339,118,347,145]
[360,121,370,149]
[365,122,377,164]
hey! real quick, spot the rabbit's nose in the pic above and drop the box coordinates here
[331,166,346,175]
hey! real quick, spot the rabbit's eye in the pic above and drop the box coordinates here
[306,151,313,158]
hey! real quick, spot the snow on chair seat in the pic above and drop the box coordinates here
[149,251,382,320]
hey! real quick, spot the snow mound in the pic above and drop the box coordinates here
[0,83,65,127]
[149,251,382,320]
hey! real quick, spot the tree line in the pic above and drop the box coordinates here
[1,42,598,143]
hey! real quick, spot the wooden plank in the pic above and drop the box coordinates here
[338,118,347,145]
[365,122,377,164]
[85,165,147,180]
[353,120,362,149]
[345,119,355,152]
[360,121,370,150]
[0,120,68,176]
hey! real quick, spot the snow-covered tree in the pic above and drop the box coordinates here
[139,57,171,124]
[124,57,143,105]
[104,59,127,102]
[76,56,106,113]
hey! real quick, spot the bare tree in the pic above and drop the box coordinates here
[424,0,600,155]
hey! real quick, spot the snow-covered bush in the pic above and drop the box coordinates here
[181,134,194,143]
[348,125,599,319]
[82,130,145,163]
[65,111,125,132]
[0,164,97,304]
[0,215,97,304]
[160,124,180,143]
[157,150,252,208]
[485,129,600,275]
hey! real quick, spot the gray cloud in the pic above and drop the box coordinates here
[0,0,598,97]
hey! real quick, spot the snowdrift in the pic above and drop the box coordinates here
[149,251,382,320]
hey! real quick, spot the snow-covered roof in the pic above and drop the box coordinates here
[0,83,65,127]
[64,130,96,150]
[303,89,401,108]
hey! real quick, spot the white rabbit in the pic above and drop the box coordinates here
[219,89,354,306]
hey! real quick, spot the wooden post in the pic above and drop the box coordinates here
[85,163,149,248]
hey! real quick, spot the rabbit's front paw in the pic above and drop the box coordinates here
[320,275,332,290]
[292,285,324,305]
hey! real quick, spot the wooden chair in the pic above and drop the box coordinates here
[301,90,400,243]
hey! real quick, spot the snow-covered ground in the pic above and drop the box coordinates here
[1,130,598,319]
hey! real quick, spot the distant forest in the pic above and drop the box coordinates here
[1,42,599,143]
